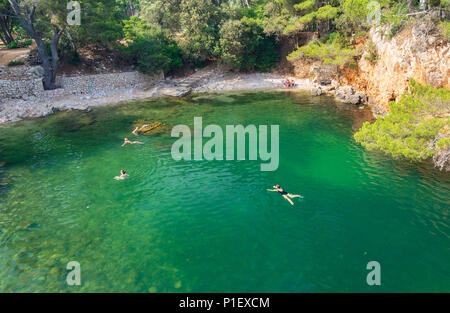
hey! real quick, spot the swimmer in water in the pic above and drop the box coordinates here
[267,184,303,205]
[122,137,144,146]
[132,125,150,136]
[114,170,129,180]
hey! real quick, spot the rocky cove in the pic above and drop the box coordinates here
[0,17,448,171]
[0,64,369,125]
[1,0,450,294]
[2,17,447,124]
[291,18,449,115]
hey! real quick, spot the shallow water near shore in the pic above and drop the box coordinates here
[0,91,448,292]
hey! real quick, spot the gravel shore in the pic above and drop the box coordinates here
[0,69,317,125]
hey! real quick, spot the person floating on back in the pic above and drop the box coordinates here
[122,138,144,146]
[267,184,303,205]
[114,170,129,180]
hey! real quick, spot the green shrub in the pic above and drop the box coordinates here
[355,31,368,40]
[354,80,450,161]
[298,4,339,24]
[69,51,81,66]
[439,21,450,42]
[218,17,279,72]
[177,0,221,65]
[293,0,315,11]
[382,2,409,39]
[122,17,182,75]
[21,39,32,47]
[287,33,356,66]
[364,39,378,64]
[7,60,25,66]
[6,38,33,49]
[7,40,18,49]
[436,138,450,150]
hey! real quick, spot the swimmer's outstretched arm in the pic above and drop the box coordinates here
[267,189,278,192]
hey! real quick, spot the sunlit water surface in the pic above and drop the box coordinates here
[0,92,448,292]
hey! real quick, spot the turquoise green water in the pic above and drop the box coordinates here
[0,92,448,292]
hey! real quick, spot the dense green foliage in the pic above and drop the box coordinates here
[2,0,447,73]
[140,0,280,68]
[6,39,18,49]
[177,0,222,66]
[284,0,447,66]
[287,32,356,65]
[355,80,450,161]
[71,1,126,46]
[6,38,32,49]
[218,17,279,71]
[121,17,182,74]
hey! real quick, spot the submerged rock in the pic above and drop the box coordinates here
[54,112,96,132]
[18,221,40,231]
[137,122,169,136]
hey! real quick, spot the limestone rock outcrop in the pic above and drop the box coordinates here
[335,86,366,105]
[351,19,449,113]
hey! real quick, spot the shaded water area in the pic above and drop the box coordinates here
[0,92,448,292]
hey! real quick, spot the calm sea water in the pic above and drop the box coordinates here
[0,92,448,292]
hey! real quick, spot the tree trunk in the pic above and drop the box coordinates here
[35,27,62,90]
[419,0,427,10]
[8,1,63,90]
[407,0,415,13]
[315,0,320,10]
[0,16,14,45]
[126,0,137,16]
[48,27,62,89]
[35,39,55,89]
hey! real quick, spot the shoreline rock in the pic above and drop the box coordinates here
[335,85,366,105]
[0,67,370,125]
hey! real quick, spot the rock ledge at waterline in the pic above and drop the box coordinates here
[0,66,367,125]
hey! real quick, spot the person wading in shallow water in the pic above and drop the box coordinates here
[267,185,303,205]
[122,138,144,146]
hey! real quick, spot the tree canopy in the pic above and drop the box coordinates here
[355,80,450,161]
[1,0,447,76]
